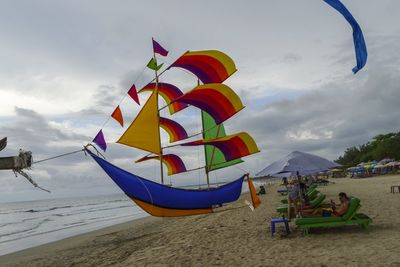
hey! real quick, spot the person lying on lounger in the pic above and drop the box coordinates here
[304,192,349,217]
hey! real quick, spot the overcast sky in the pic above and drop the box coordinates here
[1,0,399,202]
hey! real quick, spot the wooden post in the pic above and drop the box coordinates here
[153,50,164,185]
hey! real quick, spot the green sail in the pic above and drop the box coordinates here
[201,111,243,172]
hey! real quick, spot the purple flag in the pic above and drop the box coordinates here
[93,129,107,152]
[152,38,168,56]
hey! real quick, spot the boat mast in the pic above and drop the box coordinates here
[201,113,211,189]
[198,79,211,189]
[153,52,165,185]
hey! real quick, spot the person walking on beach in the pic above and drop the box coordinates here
[287,182,297,219]
[287,179,305,219]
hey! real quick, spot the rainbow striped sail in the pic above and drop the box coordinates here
[89,47,260,217]
[139,83,188,114]
[170,50,237,83]
[181,132,259,162]
[159,117,188,143]
[172,84,244,125]
[136,154,186,175]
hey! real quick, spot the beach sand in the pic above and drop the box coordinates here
[1,175,400,266]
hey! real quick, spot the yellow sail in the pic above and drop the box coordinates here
[117,91,161,154]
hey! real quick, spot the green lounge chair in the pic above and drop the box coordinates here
[276,193,326,214]
[281,187,319,204]
[309,184,318,190]
[278,184,316,196]
[295,197,372,234]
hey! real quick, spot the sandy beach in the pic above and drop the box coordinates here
[1,174,400,267]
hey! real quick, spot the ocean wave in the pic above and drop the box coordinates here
[0,217,39,228]
[24,205,73,213]
[22,198,130,214]
[0,214,135,245]
[0,197,129,215]
[51,204,133,217]
[0,218,52,239]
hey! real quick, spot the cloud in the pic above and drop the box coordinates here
[231,38,400,168]
[0,107,106,200]
[0,107,88,152]
[1,0,400,202]
[282,53,302,63]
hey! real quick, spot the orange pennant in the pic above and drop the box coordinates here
[247,174,261,209]
[111,106,124,127]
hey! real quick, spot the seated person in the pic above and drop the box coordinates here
[304,192,349,217]
[281,177,288,187]
[257,185,266,195]
[305,176,314,186]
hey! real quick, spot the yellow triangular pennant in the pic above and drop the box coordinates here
[117,91,161,154]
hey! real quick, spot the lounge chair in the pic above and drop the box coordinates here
[309,184,318,190]
[276,193,326,214]
[277,184,317,196]
[277,189,289,196]
[280,187,319,204]
[295,197,372,234]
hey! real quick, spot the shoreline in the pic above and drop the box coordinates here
[0,184,251,257]
[2,175,400,266]
[0,215,159,263]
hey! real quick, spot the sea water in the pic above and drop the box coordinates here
[0,181,253,256]
[0,194,147,256]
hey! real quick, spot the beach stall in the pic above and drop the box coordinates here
[384,161,400,174]
[330,168,347,178]
[363,163,375,176]
[349,166,367,178]
[372,164,386,175]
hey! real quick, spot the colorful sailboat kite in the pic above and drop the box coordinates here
[87,43,260,217]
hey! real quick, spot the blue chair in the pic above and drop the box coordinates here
[271,218,290,237]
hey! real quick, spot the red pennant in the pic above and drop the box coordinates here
[128,84,140,105]
[111,106,124,127]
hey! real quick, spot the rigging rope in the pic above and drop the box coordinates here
[90,53,188,143]
[89,64,148,144]
[33,149,85,164]
[233,164,250,175]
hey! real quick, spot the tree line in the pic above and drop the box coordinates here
[335,132,400,167]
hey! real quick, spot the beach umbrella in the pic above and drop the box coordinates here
[363,164,373,169]
[255,151,341,177]
[373,164,385,169]
[0,137,6,152]
[378,158,394,165]
[384,161,400,167]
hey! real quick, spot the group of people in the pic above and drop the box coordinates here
[282,175,349,219]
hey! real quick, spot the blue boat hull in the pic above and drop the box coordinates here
[88,150,245,217]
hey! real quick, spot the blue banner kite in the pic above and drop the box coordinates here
[323,0,367,74]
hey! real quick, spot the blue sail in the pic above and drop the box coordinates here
[87,150,245,217]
